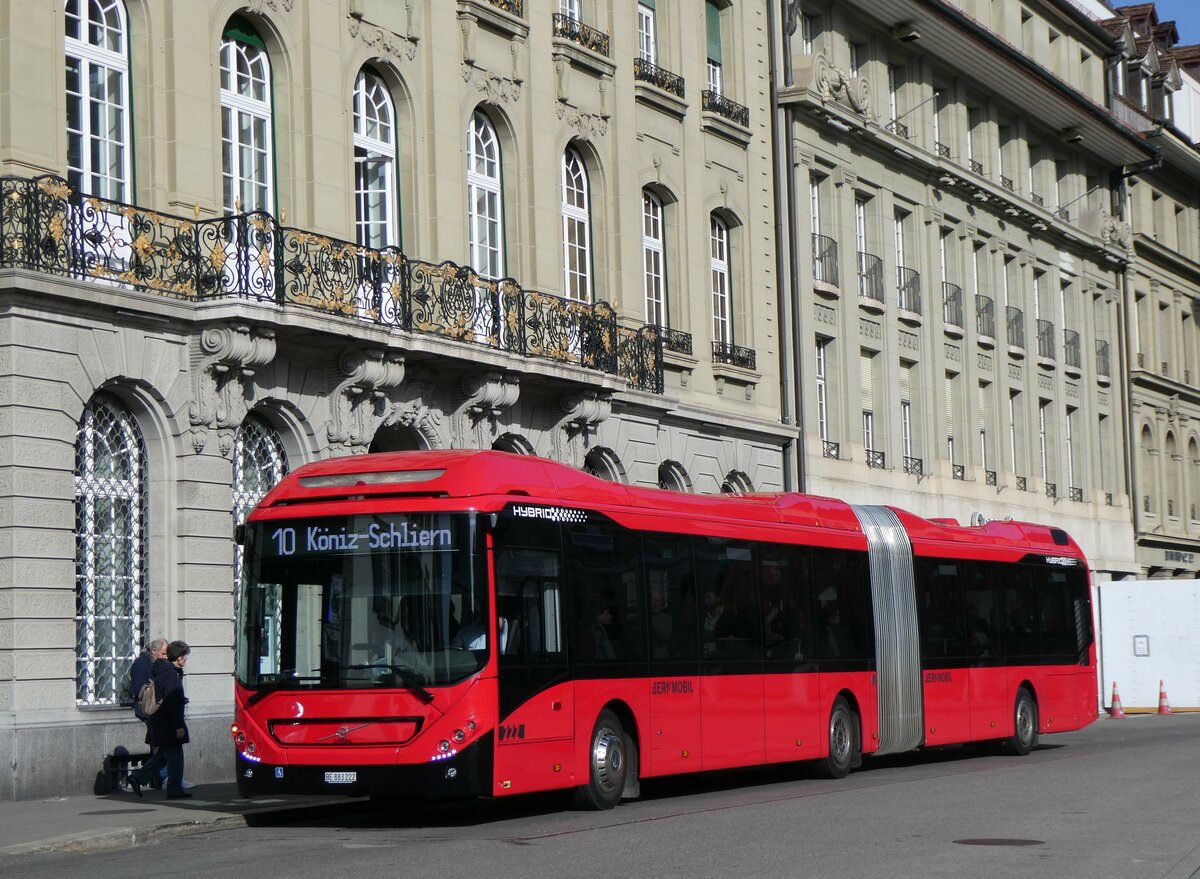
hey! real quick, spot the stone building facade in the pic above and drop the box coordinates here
[0,0,785,799]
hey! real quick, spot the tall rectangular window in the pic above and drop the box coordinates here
[816,337,830,442]
[65,0,131,201]
[1066,406,1077,489]
[642,191,666,326]
[220,32,274,214]
[706,1,723,95]
[710,215,732,345]
[638,2,657,64]
[1009,390,1022,476]
[901,400,913,458]
[1039,400,1050,482]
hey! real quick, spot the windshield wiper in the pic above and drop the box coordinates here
[341,663,435,704]
[245,674,322,708]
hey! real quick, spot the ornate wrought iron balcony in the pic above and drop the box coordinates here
[712,340,756,370]
[1000,175,1015,191]
[1016,475,1028,491]
[1030,193,1044,208]
[1045,482,1057,500]
[1069,486,1084,503]
[1063,328,1081,369]
[884,120,909,140]
[969,159,984,175]
[903,456,923,476]
[633,58,685,98]
[935,141,951,159]
[812,233,838,286]
[976,294,995,338]
[1037,318,1055,360]
[552,13,609,56]
[701,90,750,127]
[857,252,884,303]
[823,440,840,459]
[952,464,966,480]
[942,282,963,327]
[1007,305,1025,348]
[985,470,997,486]
[896,266,921,313]
[659,326,692,355]
[0,175,664,393]
[484,0,523,15]
[865,449,886,469]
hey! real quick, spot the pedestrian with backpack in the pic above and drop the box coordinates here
[128,640,194,798]
[128,638,167,790]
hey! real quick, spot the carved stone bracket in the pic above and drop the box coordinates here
[550,390,612,467]
[813,52,873,120]
[326,348,407,454]
[248,0,294,14]
[349,2,419,62]
[1100,211,1133,251]
[451,370,520,449]
[188,323,277,455]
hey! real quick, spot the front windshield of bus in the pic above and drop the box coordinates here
[236,512,487,691]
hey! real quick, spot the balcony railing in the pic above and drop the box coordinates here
[952,464,966,480]
[823,440,840,459]
[1096,339,1110,376]
[903,456,923,476]
[935,141,951,159]
[985,470,997,486]
[552,13,610,56]
[485,0,523,14]
[812,233,839,286]
[1007,305,1025,348]
[1063,328,1081,369]
[659,327,693,355]
[969,159,984,175]
[1030,193,1045,207]
[702,90,750,127]
[1000,175,1015,191]
[1016,475,1027,491]
[1037,319,1055,360]
[1045,482,1057,500]
[976,294,995,338]
[896,266,921,314]
[0,174,664,392]
[865,449,886,469]
[712,340,756,370]
[633,57,685,98]
[1105,492,1114,507]
[857,251,884,303]
[884,120,909,140]
[942,282,963,328]
[1069,486,1084,502]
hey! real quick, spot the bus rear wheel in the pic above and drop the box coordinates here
[815,696,859,779]
[573,709,628,810]
[1004,687,1039,756]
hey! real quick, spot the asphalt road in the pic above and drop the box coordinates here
[7,714,1200,879]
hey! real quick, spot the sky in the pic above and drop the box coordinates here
[1146,0,1200,46]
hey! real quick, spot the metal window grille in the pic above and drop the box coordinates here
[75,394,148,706]
[232,415,289,610]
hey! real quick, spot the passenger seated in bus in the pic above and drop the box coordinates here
[820,603,853,659]
[450,603,487,651]
[578,602,617,661]
[701,588,724,658]
[968,621,993,659]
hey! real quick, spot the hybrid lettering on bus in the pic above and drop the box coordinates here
[232,450,1097,808]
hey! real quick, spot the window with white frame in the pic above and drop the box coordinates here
[642,190,666,326]
[638,2,657,64]
[816,337,830,441]
[561,148,592,302]
[65,0,131,200]
[560,0,582,20]
[706,1,723,95]
[1039,400,1050,482]
[710,215,732,345]
[801,15,816,54]
[1065,406,1077,490]
[353,69,398,249]
[467,110,504,278]
[901,400,913,459]
[75,393,147,706]
[220,21,273,213]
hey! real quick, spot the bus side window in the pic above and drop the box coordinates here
[568,522,645,664]
[1000,567,1040,661]
[492,516,564,663]
[916,558,966,660]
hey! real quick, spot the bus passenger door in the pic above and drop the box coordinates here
[492,516,574,795]
[916,558,971,744]
[644,534,702,775]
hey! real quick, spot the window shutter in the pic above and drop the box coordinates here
[860,352,874,410]
[706,2,722,63]
[641,0,656,7]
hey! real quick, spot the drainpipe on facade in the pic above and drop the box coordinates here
[768,0,804,493]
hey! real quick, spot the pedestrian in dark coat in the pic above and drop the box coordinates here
[128,640,193,798]
[129,638,167,789]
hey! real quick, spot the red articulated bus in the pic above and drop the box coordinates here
[232,450,1098,808]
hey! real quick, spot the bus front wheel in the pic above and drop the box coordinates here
[815,696,859,779]
[1005,687,1039,756]
[573,709,628,810]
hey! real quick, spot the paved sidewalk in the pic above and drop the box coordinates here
[0,782,348,856]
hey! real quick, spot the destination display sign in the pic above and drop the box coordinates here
[260,516,456,557]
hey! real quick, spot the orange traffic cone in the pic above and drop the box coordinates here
[1109,682,1126,718]
[1157,680,1172,715]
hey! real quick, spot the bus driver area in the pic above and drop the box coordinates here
[232,450,1097,809]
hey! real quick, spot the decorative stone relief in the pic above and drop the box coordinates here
[1098,391,1109,408]
[326,348,406,454]
[1066,381,1079,401]
[860,318,881,340]
[249,0,294,14]
[813,52,873,120]
[815,304,837,325]
[1038,373,1052,391]
[463,66,523,103]
[556,103,608,141]
[900,331,919,351]
[451,370,520,448]
[1100,211,1133,251]
[1009,364,1022,381]
[349,4,418,62]
[188,323,276,455]
[551,390,612,467]
[978,353,993,372]
[945,343,961,363]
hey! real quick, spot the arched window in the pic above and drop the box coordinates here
[561,148,592,301]
[353,69,398,249]
[720,470,754,494]
[65,0,131,200]
[220,19,273,213]
[658,461,691,492]
[710,214,732,345]
[75,393,147,706]
[583,448,625,483]
[232,415,288,601]
[643,190,666,326]
[467,110,504,277]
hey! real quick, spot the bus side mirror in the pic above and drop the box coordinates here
[234,523,246,546]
